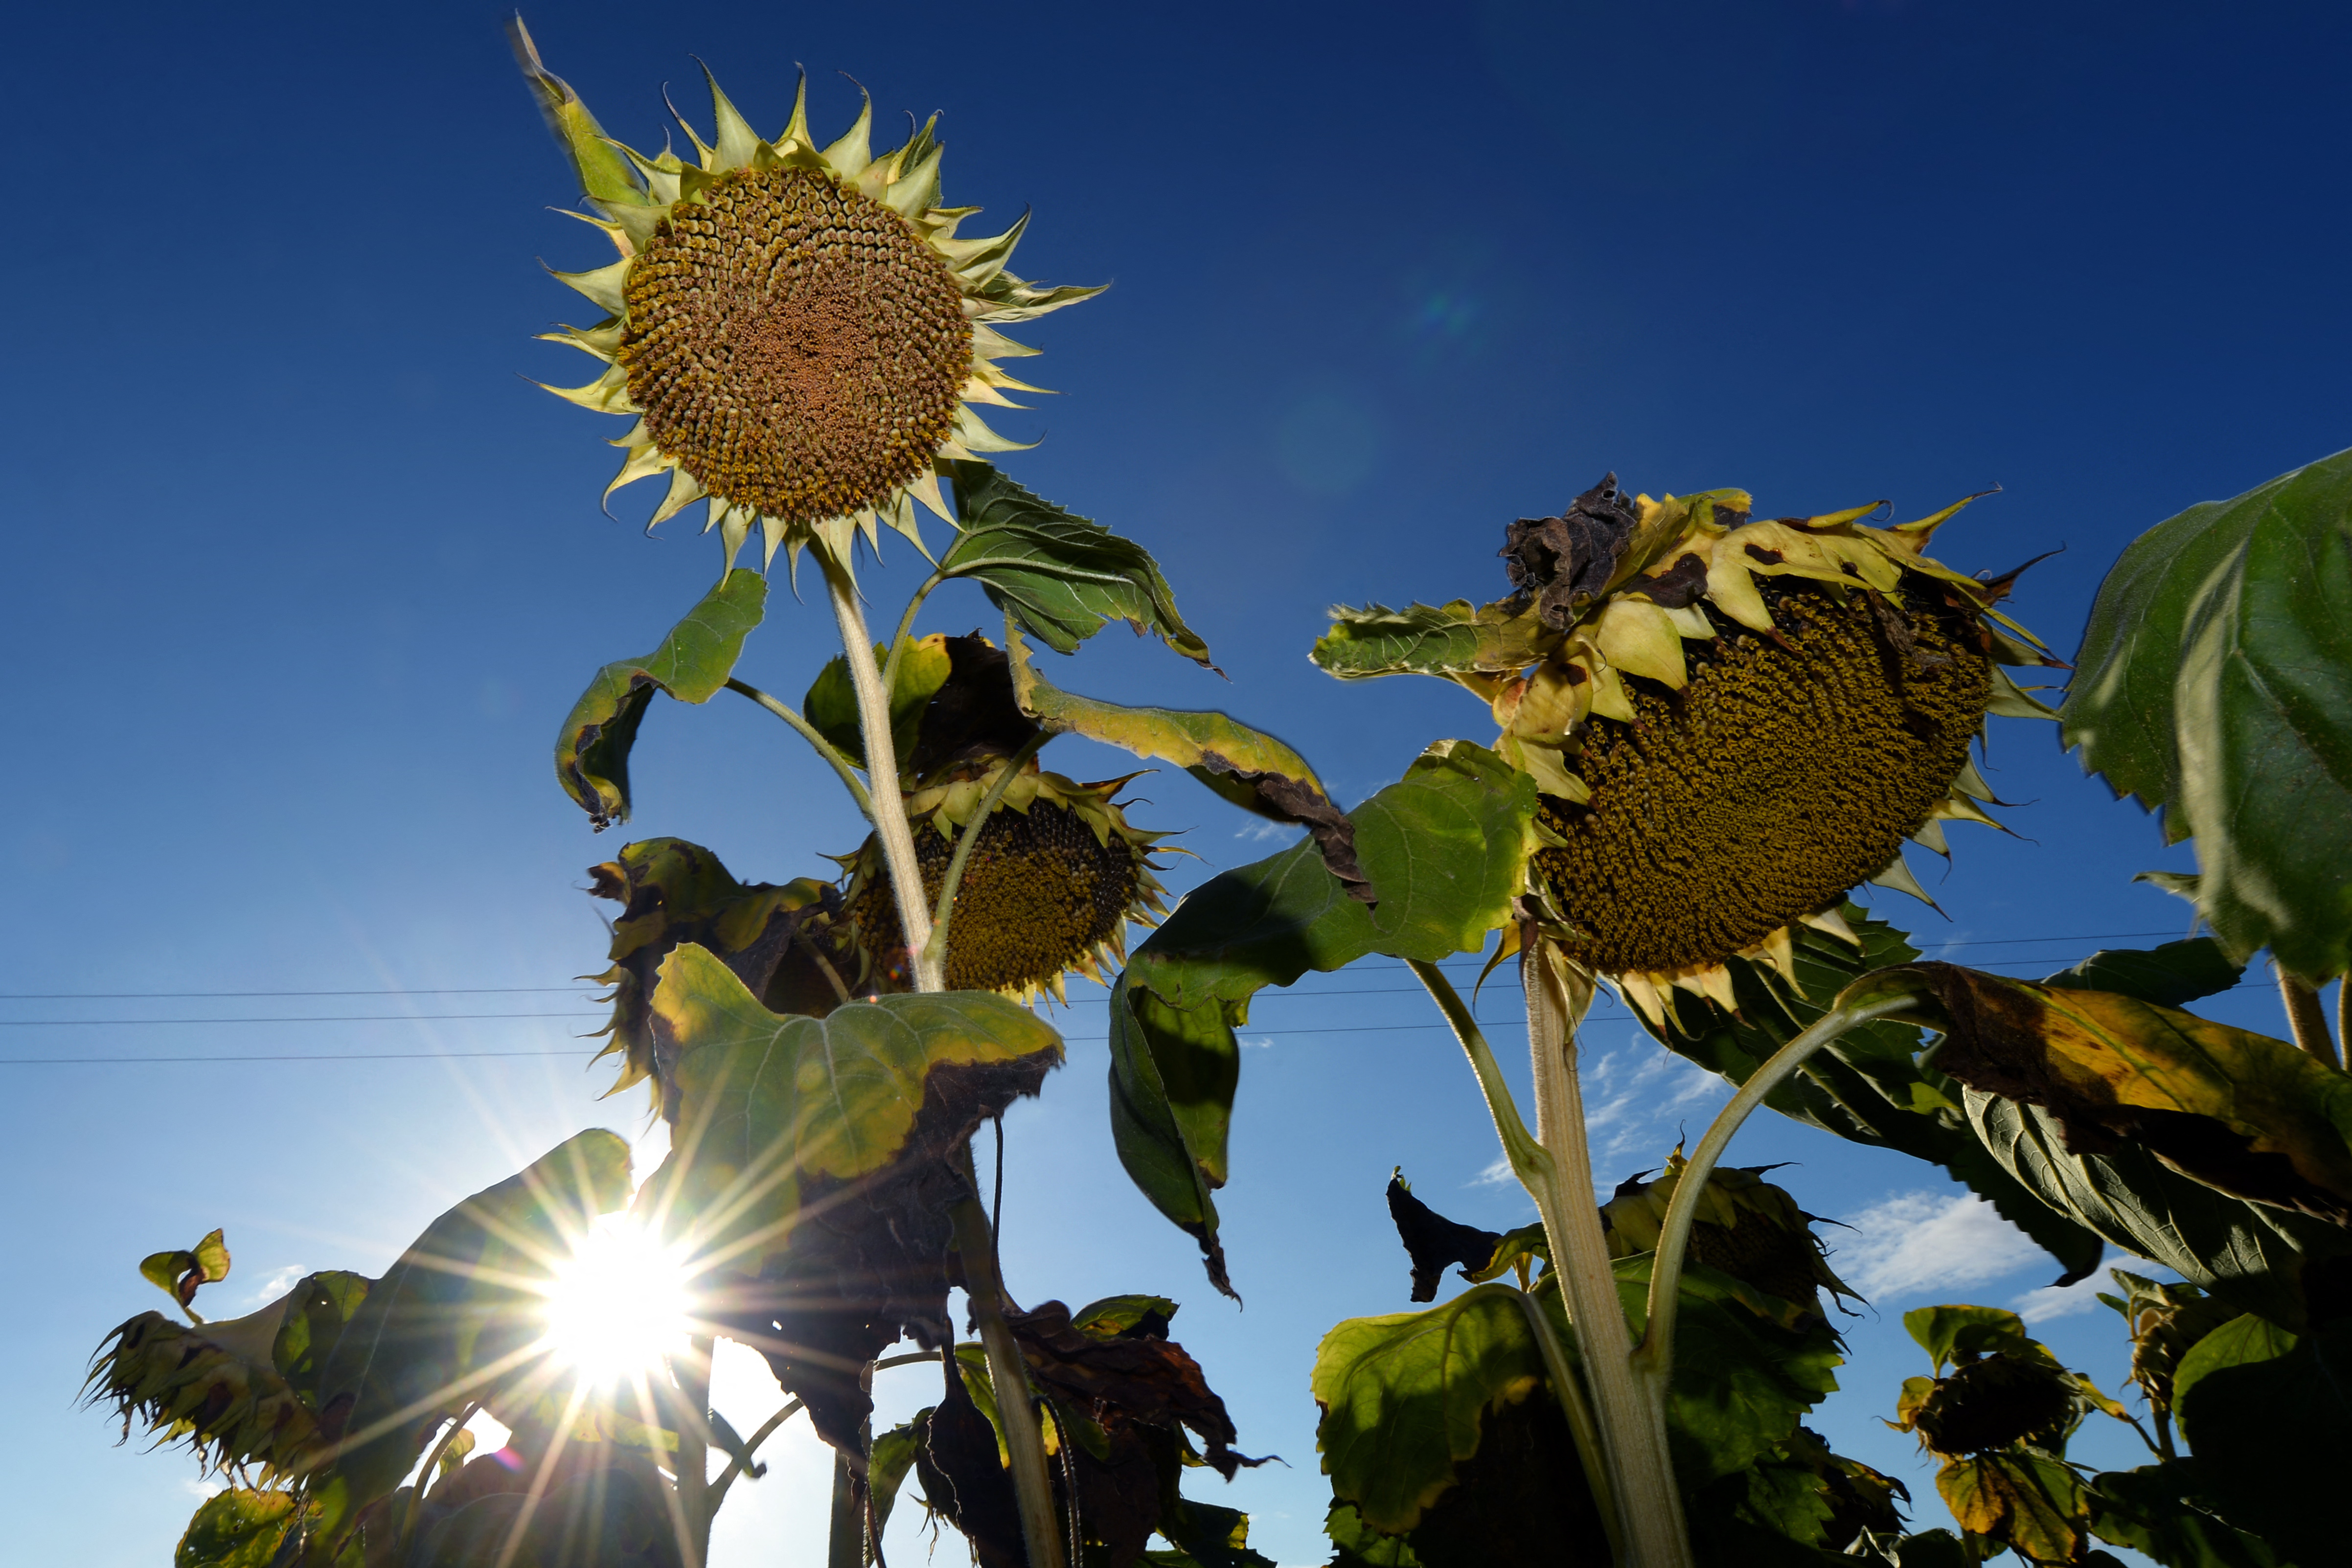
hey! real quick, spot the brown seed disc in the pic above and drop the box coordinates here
[1533,586,1989,974]
[617,165,974,524]
[849,801,1142,994]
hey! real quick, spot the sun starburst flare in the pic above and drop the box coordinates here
[539,1215,694,1388]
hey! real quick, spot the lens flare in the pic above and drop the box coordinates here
[541,1217,690,1386]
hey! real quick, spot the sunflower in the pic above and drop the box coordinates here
[514,22,1100,575]
[843,756,1171,1000]
[1320,475,2061,1020]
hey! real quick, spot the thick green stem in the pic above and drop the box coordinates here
[924,732,1052,976]
[1520,944,1691,1568]
[1631,994,1918,1392]
[724,678,874,820]
[672,1335,714,1568]
[2278,967,2338,1068]
[826,1421,869,1568]
[822,552,943,992]
[949,1182,1065,1568]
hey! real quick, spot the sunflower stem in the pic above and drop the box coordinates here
[707,1398,802,1510]
[923,732,1053,978]
[1518,941,1692,1568]
[1629,993,1919,1393]
[878,569,948,703]
[822,550,943,992]
[1508,1283,1625,1564]
[672,1334,715,1568]
[948,1164,1066,1568]
[826,1421,868,1568]
[2277,966,2338,1068]
[723,678,874,820]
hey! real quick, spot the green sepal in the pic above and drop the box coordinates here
[555,570,766,828]
[2063,444,2352,977]
[1309,599,1554,682]
[507,19,651,214]
[941,461,1213,666]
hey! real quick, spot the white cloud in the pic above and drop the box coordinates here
[245,1263,309,1306]
[1239,1035,1274,1050]
[1835,1192,2046,1301]
[182,1478,223,1500]
[2015,1264,2114,1324]
[1468,1155,1516,1188]
[1233,819,1300,843]
[1578,1042,1733,1166]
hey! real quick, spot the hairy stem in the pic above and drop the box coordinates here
[924,732,1052,976]
[2278,966,2338,1068]
[1631,994,1918,1389]
[724,678,874,820]
[1521,942,1691,1568]
[949,1180,1065,1568]
[822,552,942,992]
[673,1335,714,1568]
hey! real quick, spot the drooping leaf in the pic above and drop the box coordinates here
[1109,742,1536,1292]
[635,942,1060,1449]
[1386,1173,1504,1303]
[801,632,958,772]
[1309,600,1555,683]
[1643,908,2106,1283]
[1937,1451,2090,1565]
[584,838,855,1106]
[556,570,767,828]
[2062,446,2352,977]
[1873,963,2352,1229]
[1900,1304,2048,1375]
[1009,628,1366,895]
[940,460,1214,666]
[174,1487,301,1568]
[140,1228,232,1315]
[1967,1091,2346,1330]
[2086,1461,2282,1568]
[300,1131,636,1537]
[1686,1427,1907,1566]
[2042,939,2245,1010]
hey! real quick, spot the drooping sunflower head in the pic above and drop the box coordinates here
[843,758,1171,1000]
[514,22,1100,575]
[1316,474,2063,1017]
[1598,1151,1860,1322]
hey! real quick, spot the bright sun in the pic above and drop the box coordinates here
[542,1216,692,1385]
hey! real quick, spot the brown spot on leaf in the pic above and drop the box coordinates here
[1193,752,1373,904]
[1744,543,1785,566]
[1498,474,1643,630]
[1633,552,1710,609]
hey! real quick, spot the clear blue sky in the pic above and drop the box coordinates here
[9,3,2348,1563]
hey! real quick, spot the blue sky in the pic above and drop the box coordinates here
[8,2,2349,1563]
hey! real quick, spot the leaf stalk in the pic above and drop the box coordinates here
[724,677,874,820]
[948,1175,1066,1568]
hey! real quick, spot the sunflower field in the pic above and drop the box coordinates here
[85,21,2352,1568]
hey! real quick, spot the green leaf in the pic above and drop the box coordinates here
[1008,628,1367,894]
[1685,1427,1906,1563]
[1967,1091,2343,1330]
[869,1418,926,1540]
[1069,1293,1181,1338]
[1937,1451,2089,1565]
[412,1456,680,1568]
[2169,1318,2350,1567]
[1309,600,1554,682]
[1873,963,2352,1231]
[1901,1305,2044,1375]
[175,1488,300,1568]
[2042,938,2245,1009]
[2087,1462,2283,1568]
[1324,1501,1423,1567]
[305,1130,636,1537]
[636,942,1060,1449]
[1644,907,2106,1284]
[1109,742,1536,1291]
[941,460,1213,666]
[555,569,767,828]
[2062,445,2352,977]
[140,1227,231,1314]
[801,633,956,771]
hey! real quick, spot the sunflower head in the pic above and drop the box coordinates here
[1598,1151,1860,1321]
[843,757,1171,1000]
[1442,475,2062,1013]
[514,22,1101,576]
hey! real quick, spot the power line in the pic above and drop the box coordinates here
[0,1012,605,1026]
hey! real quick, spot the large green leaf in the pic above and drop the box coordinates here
[2041,938,2245,1010]
[2086,1462,2281,1568]
[1109,742,1536,1292]
[1008,629,1366,895]
[2170,1316,2350,1566]
[800,633,956,772]
[2062,446,2352,977]
[1872,963,2352,1228]
[1685,1427,1906,1567]
[1643,908,2105,1283]
[1309,600,1555,682]
[175,1488,301,1568]
[555,570,767,828]
[940,460,1212,666]
[305,1131,635,1536]
[1936,1451,2090,1565]
[635,941,1060,1448]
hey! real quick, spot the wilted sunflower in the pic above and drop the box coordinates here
[843,757,1170,1000]
[513,22,1100,574]
[1315,474,2062,1020]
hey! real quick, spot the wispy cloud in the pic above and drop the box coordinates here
[2015,1263,2114,1324]
[1577,1040,1733,1169]
[1468,1155,1516,1188]
[1234,819,1301,843]
[245,1263,309,1306]
[1239,1035,1275,1050]
[1835,1191,2046,1301]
